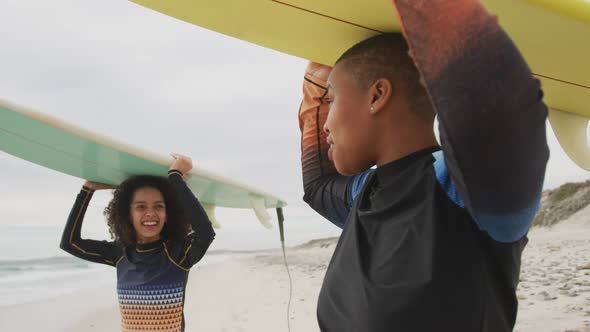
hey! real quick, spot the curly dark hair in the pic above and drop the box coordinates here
[104,175,190,247]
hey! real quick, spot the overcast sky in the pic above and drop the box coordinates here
[1,0,588,257]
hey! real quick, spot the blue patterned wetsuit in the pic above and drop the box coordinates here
[60,170,215,332]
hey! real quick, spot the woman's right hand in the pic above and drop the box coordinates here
[169,153,193,177]
[83,181,117,191]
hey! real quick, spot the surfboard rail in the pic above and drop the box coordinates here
[127,0,590,171]
[0,99,288,228]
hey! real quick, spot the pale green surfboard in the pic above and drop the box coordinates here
[0,100,287,229]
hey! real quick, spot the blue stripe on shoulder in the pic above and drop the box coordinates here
[433,151,465,209]
[433,151,538,243]
[347,169,374,207]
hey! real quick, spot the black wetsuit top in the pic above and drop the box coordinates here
[297,1,549,331]
[60,171,215,332]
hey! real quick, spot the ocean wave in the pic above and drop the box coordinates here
[0,256,91,276]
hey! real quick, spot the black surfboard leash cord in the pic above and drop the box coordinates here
[277,207,292,332]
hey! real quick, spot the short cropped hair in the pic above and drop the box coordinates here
[336,33,434,121]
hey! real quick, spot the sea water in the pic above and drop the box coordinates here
[0,206,339,306]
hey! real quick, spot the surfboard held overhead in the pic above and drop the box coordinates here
[129,0,590,171]
[0,99,287,228]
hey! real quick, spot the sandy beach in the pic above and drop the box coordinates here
[1,206,588,332]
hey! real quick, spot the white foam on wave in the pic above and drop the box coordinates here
[0,263,114,306]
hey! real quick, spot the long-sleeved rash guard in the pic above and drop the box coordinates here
[299,1,549,331]
[60,171,215,332]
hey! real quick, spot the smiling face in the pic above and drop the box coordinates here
[130,187,167,244]
[324,63,377,175]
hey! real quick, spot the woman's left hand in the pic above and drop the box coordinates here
[170,153,193,176]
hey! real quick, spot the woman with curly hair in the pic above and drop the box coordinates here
[60,153,215,332]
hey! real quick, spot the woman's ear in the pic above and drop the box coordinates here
[369,78,392,115]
